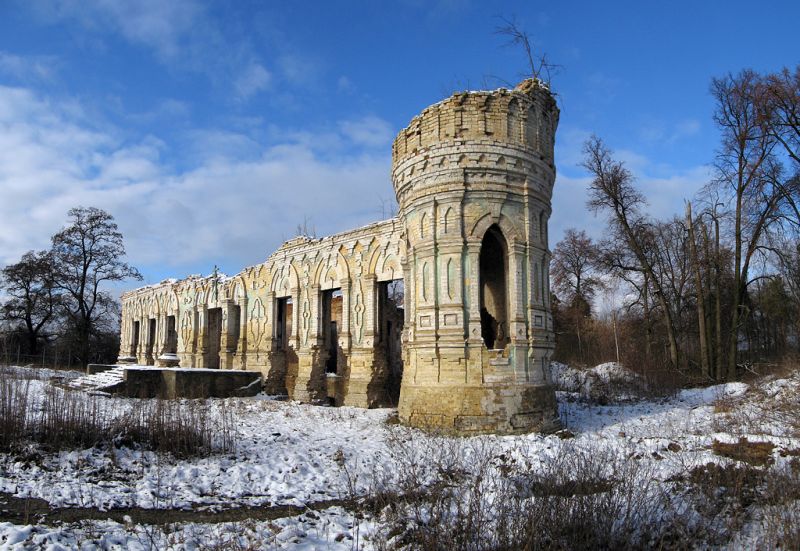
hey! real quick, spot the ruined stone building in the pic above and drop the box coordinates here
[119,79,560,434]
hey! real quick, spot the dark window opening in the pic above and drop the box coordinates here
[146,318,157,363]
[480,225,509,350]
[379,279,404,405]
[132,321,140,356]
[207,307,223,369]
[166,315,177,354]
[230,305,241,353]
[276,297,293,351]
[322,289,343,374]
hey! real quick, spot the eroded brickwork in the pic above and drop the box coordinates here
[120,79,560,434]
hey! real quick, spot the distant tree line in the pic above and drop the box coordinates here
[552,65,800,382]
[0,207,141,367]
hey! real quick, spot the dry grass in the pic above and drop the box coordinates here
[354,435,686,550]
[712,438,776,467]
[0,368,235,458]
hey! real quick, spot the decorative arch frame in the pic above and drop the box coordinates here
[469,212,523,245]
[270,261,300,298]
[315,249,350,290]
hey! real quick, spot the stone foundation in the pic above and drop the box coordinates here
[123,367,262,399]
[399,383,559,434]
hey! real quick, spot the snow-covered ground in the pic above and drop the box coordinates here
[0,363,799,549]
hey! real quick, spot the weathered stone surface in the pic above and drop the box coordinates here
[119,79,559,434]
[123,368,262,399]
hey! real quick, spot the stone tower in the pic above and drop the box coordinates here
[393,79,560,433]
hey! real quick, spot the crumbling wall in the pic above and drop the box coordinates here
[120,79,560,434]
[120,218,406,408]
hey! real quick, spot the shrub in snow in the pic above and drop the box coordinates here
[364,435,682,550]
[550,362,648,404]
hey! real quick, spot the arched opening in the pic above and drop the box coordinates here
[480,225,509,350]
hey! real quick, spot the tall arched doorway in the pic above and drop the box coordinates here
[479,224,509,350]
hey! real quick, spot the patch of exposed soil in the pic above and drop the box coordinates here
[0,491,354,526]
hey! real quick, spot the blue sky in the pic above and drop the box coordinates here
[0,0,797,293]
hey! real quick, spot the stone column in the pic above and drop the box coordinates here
[362,275,377,345]
[339,280,351,352]
[261,291,286,392]
[507,241,530,380]
[119,314,136,361]
[343,275,385,407]
[220,299,236,369]
[465,239,483,346]
[176,307,197,368]
[235,295,248,370]
[294,285,326,403]
[196,305,210,368]
[144,318,156,365]
[289,287,300,350]
[154,313,169,366]
[393,81,560,434]
[137,317,146,363]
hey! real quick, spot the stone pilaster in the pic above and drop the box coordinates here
[234,295,248,370]
[293,285,326,403]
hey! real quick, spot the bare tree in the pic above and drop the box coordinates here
[762,66,800,167]
[778,240,800,342]
[494,17,560,85]
[686,202,711,377]
[582,136,681,368]
[552,229,600,304]
[551,229,600,362]
[377,195,398,219]
[711,70,788,378]
[51,207,141,366]
[0,250,57,355]
[295,215,316,238]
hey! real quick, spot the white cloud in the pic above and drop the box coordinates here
[0,51,59,82]
[337,76,355,94]
[2,81,710,293]
[126,99,190,124]
[0,85,394,284]
[234,63,272,100]
[25,0,276,100]
[552,124,711,247]
[639,117,702,145]
[278,54,319,86]
[339,116,394,148]
[29,0,203,61]
[586,72,622,102]
[551,161,711,247]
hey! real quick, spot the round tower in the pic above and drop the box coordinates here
[393,79,560,434]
